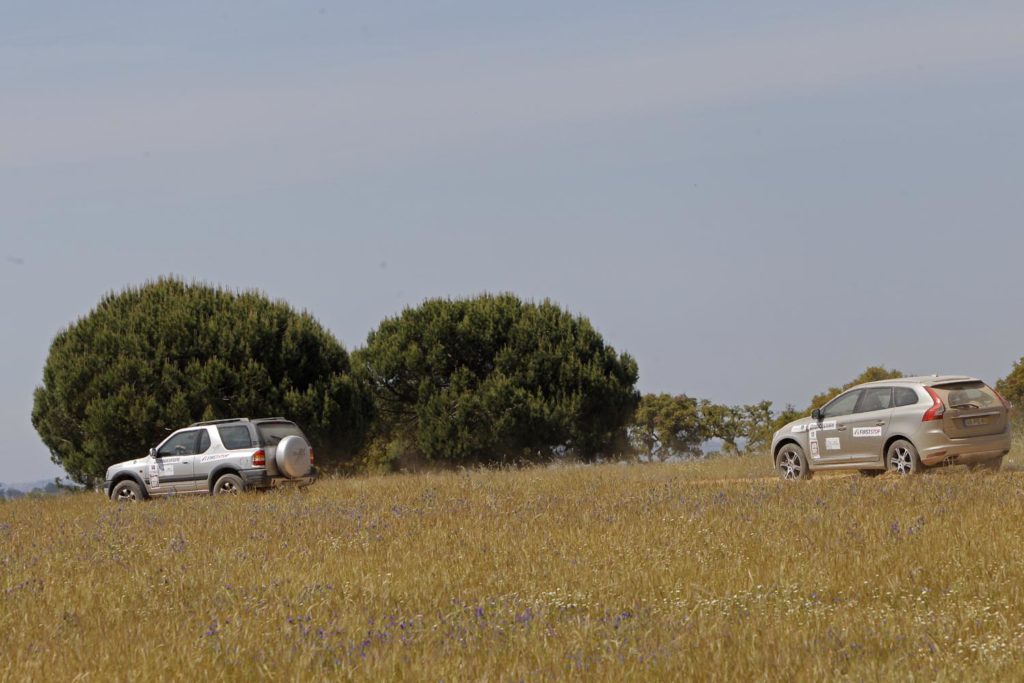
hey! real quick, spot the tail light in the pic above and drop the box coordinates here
[252,450,266,467]
[309,448,315,465]
[994,389,1012,411]
[922,387,945,422]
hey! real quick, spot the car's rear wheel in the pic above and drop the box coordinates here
[886,439,922,475]
[777,444,811,481]
[111,480,143,502]
[968,456,1003,473]
[213,473,244,495]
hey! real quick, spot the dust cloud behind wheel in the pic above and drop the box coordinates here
[275,435,311,478]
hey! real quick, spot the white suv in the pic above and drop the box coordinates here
[104,417,316,500]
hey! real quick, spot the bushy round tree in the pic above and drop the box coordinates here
[32,278,371,484]
[356,294,639,465]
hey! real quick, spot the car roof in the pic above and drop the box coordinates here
[188,417,291,427]
[857,375,979,388]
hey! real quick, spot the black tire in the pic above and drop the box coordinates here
[968,456,1004,473]
[110,480,144,502]
[886,439,923,475]
[777,443,812,481]
[212,473,244,496]
[858,469,885,478]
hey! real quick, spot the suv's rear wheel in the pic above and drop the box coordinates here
[777,444,811,481]
[111,480,143,502]
[886,439,922,475]
[213,473,244,495]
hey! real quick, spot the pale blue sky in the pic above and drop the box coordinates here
[3,2,1023,481]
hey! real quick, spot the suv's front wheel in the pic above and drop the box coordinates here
[213,473,244,495]
[886,439,922,475]
[777,444,811,481]
[111,480,143,502]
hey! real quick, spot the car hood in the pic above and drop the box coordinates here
[776,416,815,436]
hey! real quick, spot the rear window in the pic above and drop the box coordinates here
[934,381,999,409]
[256,421,306,446]
[894,387,920,407]
[218,425,253,450]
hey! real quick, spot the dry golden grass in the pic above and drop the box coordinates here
[3,448,1024,681]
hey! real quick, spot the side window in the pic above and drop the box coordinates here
[856,387,893,413]
[218,425,253,450]
[822,390,862,419]
[197,429,211,454]
[158,430,199,457]
[894,387,920,407]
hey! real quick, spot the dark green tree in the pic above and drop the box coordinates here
[356,294,639,465]
[630,393,705,459]
[32,278,371,484]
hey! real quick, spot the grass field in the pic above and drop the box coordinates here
[3,448,1024,681]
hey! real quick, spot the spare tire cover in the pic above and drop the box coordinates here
[275,435,311,479]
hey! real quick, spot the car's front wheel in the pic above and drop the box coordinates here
[213,473,244,495]
[111,480,143,502]
[777,444,811,481]
[886,439,922,475]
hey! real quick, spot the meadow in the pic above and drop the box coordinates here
[3,448,1024,681]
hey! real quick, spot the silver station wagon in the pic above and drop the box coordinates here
[772,376,1012,480]
[104,417,316,501]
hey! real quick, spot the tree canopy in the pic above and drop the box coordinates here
[356,294,639,465]
[32,278,371,484]
[996,359,1024,413]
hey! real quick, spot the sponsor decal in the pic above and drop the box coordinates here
[157,465,175,475]
[810,440,820,458]
[791,424,808,433]
[820,420,837,431]
[199,454,230,463]
[852,427,883,438]
[150,476,159,487]
[149,464,158,475]
[825,437,841,451]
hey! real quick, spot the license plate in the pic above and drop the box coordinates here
[964,417,989,427]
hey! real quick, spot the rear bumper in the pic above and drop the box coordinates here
[239,467,317,490]
[917,429,1012,466]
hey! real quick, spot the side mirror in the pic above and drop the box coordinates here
[811,408,823,421]
[149,448,157,458]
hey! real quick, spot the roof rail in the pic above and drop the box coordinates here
[189,417,249,427]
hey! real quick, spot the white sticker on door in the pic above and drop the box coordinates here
[825,437,841,451]
[852,427,883,438]
[810,440,820,458]
[821,420,837,431]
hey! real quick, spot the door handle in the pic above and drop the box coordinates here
[837,425,847,431]
[875,421,886,426]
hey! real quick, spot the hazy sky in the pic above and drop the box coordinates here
[3,1,1023,481]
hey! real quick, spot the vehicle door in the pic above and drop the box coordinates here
[844,387,895,464]
[172,429,208,492]
[811,390,862,463]
[153,429,201,493]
